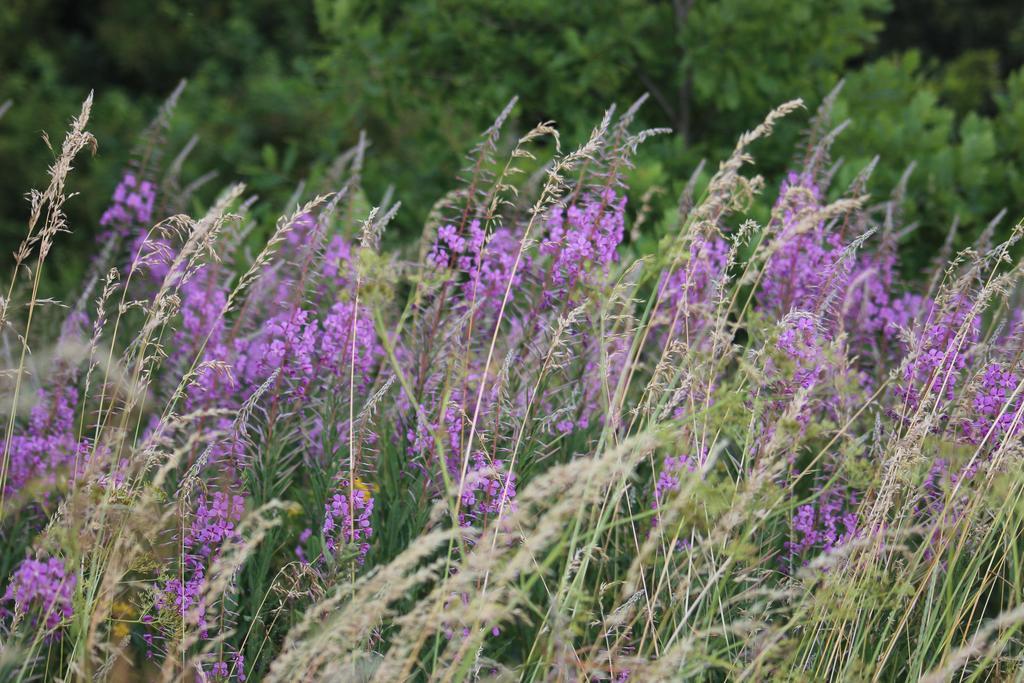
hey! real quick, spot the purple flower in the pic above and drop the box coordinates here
[101,172,157,230]
[651,453,697,531]
[759,172,845,316]
[455,451,517,528]
[187,491,246,562]
[785,484,859,565]
[2,556,76,632]
[776,315,825,391]
[323,480,375,564]
[965,362,1022,443]
[155,491,245,639]
[429,219,529,314]
[541,189,627,300]
[656,236,729,341]
[3,385,88,503]
[895,295,980,411]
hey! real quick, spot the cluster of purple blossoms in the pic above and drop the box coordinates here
[1,309,91,505]
[429,222,475,269]
[757,171,914,350]
[128,203,380,409]
[650,454,696,530]
[758,169,924,349]
[2,385,88,503]
[464,226,529,310]
[964,363,1023,444]
[412,187,631,639]
[758,173,844,316]
[100,172,157,230]
[774,314,827,394]
[414,187,631,468]
[146,490,248,678]
[784,484,859,564]
[115,201,389,604]
[323,480,375,564]
[751,171,888,562]
[1,556,76,632]
[541,189,626,301]
[170,266,228,372]
[456,451,517,528]
[843,250,903,342]
[187,491,247,562]
[405,401,518,529]
[155,491,245,640]
[208,653,246,682]
[321,234,356,289]
[656,236,729,340]
[896,296,980,410]
[429,219,528,312]
[174,300,383,482]
[217,298,379,406]
[760,310,863,442]
[405,402,462,472]
[740,166,978,565]
[153,224,382,474]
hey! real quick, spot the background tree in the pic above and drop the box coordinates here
[1,0,1023,289]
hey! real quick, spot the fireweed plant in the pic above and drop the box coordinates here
[1,87,1024,682]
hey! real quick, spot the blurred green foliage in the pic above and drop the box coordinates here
[1,0,1023,287]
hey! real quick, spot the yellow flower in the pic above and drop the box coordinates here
[110,601,136,640]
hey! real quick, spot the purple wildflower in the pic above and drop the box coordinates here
[3,385,88,503]
[965,362,1023,444]
[651,454,696,530]
[155,491,245,639]
[323,480,375,565]
[785,484,859,565]
[541,189,626,300]
[759,172,845,315]
[101,172,157,230]
[2,556,76,632]
[656,236,729,341]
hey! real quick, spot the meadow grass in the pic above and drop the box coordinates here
[0,89,1023,682]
